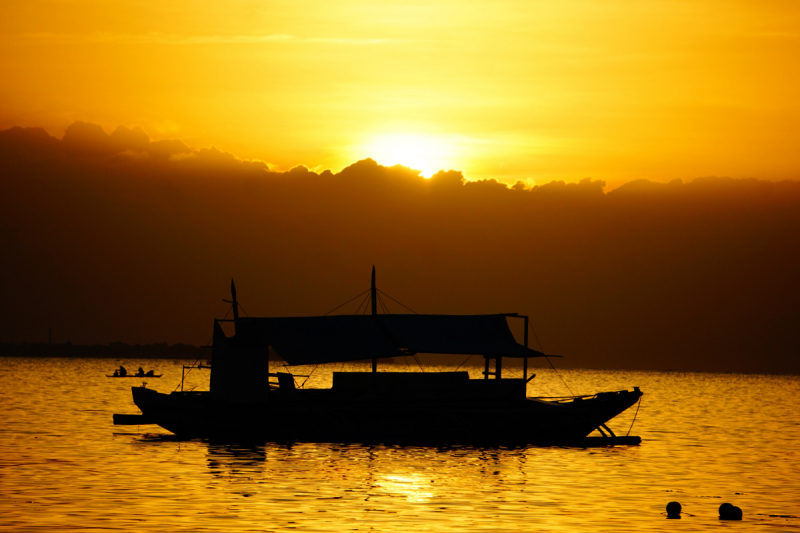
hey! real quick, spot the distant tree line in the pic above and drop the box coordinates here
[0,341,208,359]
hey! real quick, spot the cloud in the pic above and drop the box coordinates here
[1,122,799,374]
[6,121,208,163]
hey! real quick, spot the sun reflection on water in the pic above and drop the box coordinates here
[377,474,435,502]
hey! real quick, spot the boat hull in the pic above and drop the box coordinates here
[131,386,643,446]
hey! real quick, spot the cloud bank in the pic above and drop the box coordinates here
[2,123,799,374]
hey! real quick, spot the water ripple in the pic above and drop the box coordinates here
[0,358,798,532]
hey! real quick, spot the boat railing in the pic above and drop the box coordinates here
[529,389,640,403]
[179,361,211,392]
[268,372,310,391]
[529,394,597,402]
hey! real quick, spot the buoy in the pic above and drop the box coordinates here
[719,503,743,520]
[666,501,682,519]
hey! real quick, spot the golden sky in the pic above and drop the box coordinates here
[2,0,799,188]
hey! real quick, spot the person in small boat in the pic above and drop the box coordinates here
[118,365,127,376]
[136,367,145,377]
[145,369,155,377]
[112,369,119,377]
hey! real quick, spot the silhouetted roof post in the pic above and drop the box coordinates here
[523,316,529,382]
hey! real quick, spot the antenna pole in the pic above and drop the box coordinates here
[371,266,377,316]
[371,266,377,373]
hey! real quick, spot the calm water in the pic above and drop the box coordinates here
[1,358,798,532]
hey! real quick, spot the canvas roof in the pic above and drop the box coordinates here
[235,314,544,366]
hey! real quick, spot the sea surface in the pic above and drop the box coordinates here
[0,357,798,532]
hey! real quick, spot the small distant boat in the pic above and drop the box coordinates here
[106,374,162,378]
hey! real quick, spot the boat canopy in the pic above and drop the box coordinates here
[235,314,545,366]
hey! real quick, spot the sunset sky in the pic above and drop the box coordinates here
[2,0,800,188]
[1,1,799,374]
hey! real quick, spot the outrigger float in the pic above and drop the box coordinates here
[114,269,643,446]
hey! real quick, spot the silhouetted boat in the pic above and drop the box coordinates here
[106,374,162,378]
[116,270,643,446]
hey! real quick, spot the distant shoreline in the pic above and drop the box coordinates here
[2,344,796,375]
[0,342,208,360]
[0,342,372,364]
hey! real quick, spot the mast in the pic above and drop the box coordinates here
[371,266,378,373]
[223,279,240,334]
[371,266,377,316]
[230,279,239,323]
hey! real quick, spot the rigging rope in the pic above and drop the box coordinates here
[544,356,574,397]
[626,395,643,436]
[527,321,575,397]
[377,293,391,314]
[216,284,428,388]
[454,354,474,371]
[173,304,232,391]
[322,289,371,316]
[300,365,319,389]
[377,289,418,314]
[354,291,371,315]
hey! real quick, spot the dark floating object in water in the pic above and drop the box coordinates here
[719,503,743,520]
[666,501,682,519]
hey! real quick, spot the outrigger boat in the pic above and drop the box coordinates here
[115,269,643,446]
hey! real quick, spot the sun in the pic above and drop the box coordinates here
[361,133,456,178]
